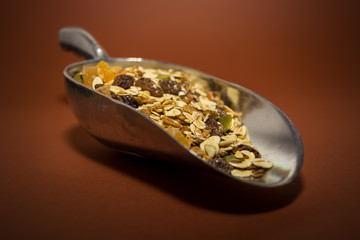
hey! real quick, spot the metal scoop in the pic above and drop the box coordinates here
[60,27,303,187]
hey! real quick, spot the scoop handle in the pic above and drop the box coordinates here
[59,27,109,60]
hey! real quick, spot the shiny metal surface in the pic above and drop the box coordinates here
[60,27,303,187]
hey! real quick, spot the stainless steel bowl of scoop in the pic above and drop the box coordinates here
[60,27,303,188]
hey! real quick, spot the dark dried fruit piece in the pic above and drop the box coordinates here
[206,118,223,136]
[208,158,234,174]
[112,94,139,108]
[135,77,153,91]
[159,79,181,95]
[113,74,135,89]
[149,87,164,97]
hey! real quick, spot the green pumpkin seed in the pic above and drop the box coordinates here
[218,114,232,132]
[73,72,83,83]
[224,154,244,163]
[157,74,170,79]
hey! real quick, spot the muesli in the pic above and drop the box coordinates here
[74,61,273,178]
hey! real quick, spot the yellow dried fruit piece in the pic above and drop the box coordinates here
[82,66,97,87]
[165,127,192,148]
[97,60,115,83]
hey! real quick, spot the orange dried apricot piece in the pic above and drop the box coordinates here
[97,60,114,83]
[82,66,97,87]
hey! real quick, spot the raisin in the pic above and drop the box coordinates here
[159,79,181,95]
[208,158,233,174]
[113,74,135,89]
[149,87,164,97]
[206,118,223,136]
[112,94,138,108]
[135,77,153,91]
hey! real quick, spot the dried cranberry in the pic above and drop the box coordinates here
[113,74,135,89]
[159,79,181,95]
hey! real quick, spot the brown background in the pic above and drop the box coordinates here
[0,0,359,239]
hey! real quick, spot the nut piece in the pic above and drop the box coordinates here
[228,158,252,168]
[231,169,252,178]
[200,136,220,158]
[253,158,273,169]
[241,150,255,161]
[234,150,244,159]
[219,134,237,147]
[110,86,125,94]
[92,77,103,89]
